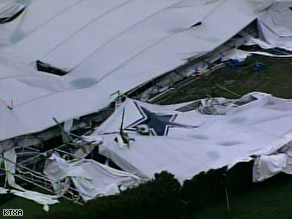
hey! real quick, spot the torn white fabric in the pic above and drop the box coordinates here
[10,190,59,212]
[0,187,8,194]
[258,1,292,50]
[247,51,292,57]
[244,37,292,57]
[3,148,59,211]
[44,153,141,201]
[3,147,22,190]
[221,49,251,61]
[253,145,292,182]
[73,136,103,158]
[254,131,292,156]
[245,37,275,49]
[0,184,59,211]
[63,120,74,133]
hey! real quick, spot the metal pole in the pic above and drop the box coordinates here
[215,84,241,97]
[225,185,230,211]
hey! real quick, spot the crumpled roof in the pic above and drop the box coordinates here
[0,0,274,142]
[97,93,292,182]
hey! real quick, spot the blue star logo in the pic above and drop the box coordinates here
[125,102,198,136]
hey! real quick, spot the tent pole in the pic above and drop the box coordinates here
[222,170,231,212]
[215,84,241,97]
[225,185,230,211]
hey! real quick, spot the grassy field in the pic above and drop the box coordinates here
[0,56,291,219]
[160,56,292,104]
[0,197,81,218]
[185,174,292,219]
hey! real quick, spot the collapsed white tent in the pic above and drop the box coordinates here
[0,147,141,209]
[0,0,264,144]
[93,93,292,182]
[0,0,291,147]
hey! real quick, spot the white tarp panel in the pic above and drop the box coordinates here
[9,190,58,212]
[258,1,292,50]
[94,93,292,182]
[44,153,141,201]
[0,0,262,142]
[253,140,292,182]
[253,154,290,182]
[0,185,57,212]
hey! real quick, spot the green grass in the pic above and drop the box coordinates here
[160,56,292,104]
[185,174,292,219]
[0,197,81,219]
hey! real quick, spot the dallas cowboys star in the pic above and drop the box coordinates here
[125,102,198,136]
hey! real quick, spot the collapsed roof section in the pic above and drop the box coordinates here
[0,0,290,143]
[96,93,292,182]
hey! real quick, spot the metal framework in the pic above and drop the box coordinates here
[0,133,101,205]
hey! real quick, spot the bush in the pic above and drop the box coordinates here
[38,171,184,219]
[181,168,226,211]
[227,161,254,195]
[31,162,256,219]
[181,161,254,213]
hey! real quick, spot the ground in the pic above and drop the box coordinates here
[186,174,292,219]
[0,197,81,218]
[159,56,292,104]
[0,55,292,219]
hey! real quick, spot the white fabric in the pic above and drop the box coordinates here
[95,93,292,182]
[63,119,73,133]
[244,37,292,57]
[0,0,261,142]
[0,139,15,154]
[245,37,275,49]
[258,1,292,50]
[247,51,292,57]
[3,148,59,211]
[3,147,22,190]
[0,0,290,145]
[10,189,59,212]
[250,0,277,11]
[44,153,141,201]
[251,0,292,11]
[221,48,251,61]
[252,154,290,182]
[0,186,58,212]
[0,2,26,46]
[252,132,292,182]
[73,136,103,158]
[0,187,8,194]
